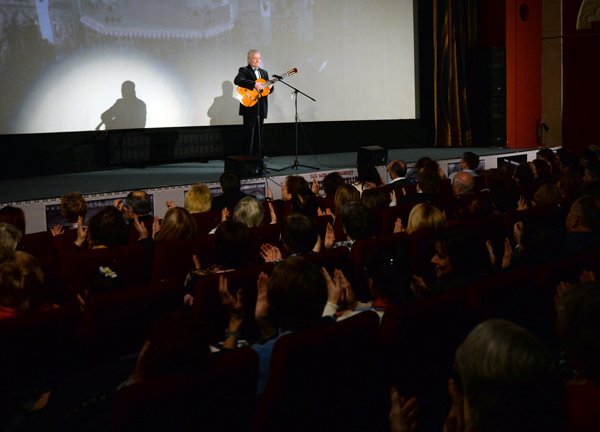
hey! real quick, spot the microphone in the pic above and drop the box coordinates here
[273,74,283,79]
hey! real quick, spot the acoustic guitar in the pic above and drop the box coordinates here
[236,67,298,107]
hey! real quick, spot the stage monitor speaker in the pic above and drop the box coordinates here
[357,146,388,166]
[224,155,264,178]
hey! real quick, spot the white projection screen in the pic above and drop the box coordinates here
[0,0,417,134]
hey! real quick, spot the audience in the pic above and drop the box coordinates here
[8,146,600,430]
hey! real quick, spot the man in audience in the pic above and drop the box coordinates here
[59,192,88,229]
[211,171,249,213]
[387,160,409,185]
[561,195,600,256]
[114,190,153,241]
[451,171,475,197]
[449,151,480,180]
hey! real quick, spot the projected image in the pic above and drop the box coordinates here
[0,0,416,134]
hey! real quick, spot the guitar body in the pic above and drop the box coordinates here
[236,78,271,108]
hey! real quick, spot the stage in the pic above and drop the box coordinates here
[1,146,540,234]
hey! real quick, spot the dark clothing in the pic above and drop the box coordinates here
[234,65,272,156]
[210,190,250,213]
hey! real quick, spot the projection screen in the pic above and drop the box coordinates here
[0,0,416,134]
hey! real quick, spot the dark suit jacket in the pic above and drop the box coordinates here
[210,190,250,213]
[234,64,272,118]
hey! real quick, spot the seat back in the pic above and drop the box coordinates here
[253,311,383,432]
[193,262,275,344]
[112,348,259,432]
[150,237,215,289]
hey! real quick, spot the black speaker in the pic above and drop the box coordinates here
[357,146,388,166]
[224,155,264,178]
[470,47,506,146]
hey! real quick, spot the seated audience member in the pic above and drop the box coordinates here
[184,183,212,214]
[152,207,198,242]
[403,168,443,206]
[536,147,559,176]
[451,171,475,197]
[400,203,447,235]
[582,161,600,184]
[0,251,56,319]
[115,190,153,221]
[315,171,345,212]
[220,256,329,394]
[78,206,129,249]
[512,163,535,189]
[0,205,26,236]
[556,276,600,432]
[387,160,409,186]
[448,151,480,180]
[281,175,310,202]
[183,221,252,305]
[332,183,361,216]
[556,175,583,213]
[532,182,561,207]
[0,223,22,262]
[561,195,600,256]
[323,244,412,321]
[59,192,88,229]
[411,227,490,298]
[352,164,384,195]
[324,202,373,251]
[361,188,391,210]
[261,213,319,262]
[233,196,265,228]
[484,169,520,214]
[529,158,553,188]
[210,171,249,213]
[390,319,565,432]
[556,148,583,177]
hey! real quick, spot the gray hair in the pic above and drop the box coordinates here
[233,196,264,228]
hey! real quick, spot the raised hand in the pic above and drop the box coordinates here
[389,387,419,432]
[50,224,64,237]
[322,267,341,305]
[324,222,335,249]
[442,379,465,432]
[74,216,88,247]
[133,214,149,240]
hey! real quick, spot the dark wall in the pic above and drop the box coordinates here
[563,0,600,154]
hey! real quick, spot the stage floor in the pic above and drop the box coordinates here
[1,146,522,204]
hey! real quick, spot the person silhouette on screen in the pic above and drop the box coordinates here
[207,81,239,126]
[98,80,146,130]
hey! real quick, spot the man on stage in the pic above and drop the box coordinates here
[234,49,273,157]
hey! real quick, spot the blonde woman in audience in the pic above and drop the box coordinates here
[184,183,212,214]
[333,183,360,216]
[395,203,447,234]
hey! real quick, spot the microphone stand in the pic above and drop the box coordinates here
[274,77,318,172]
